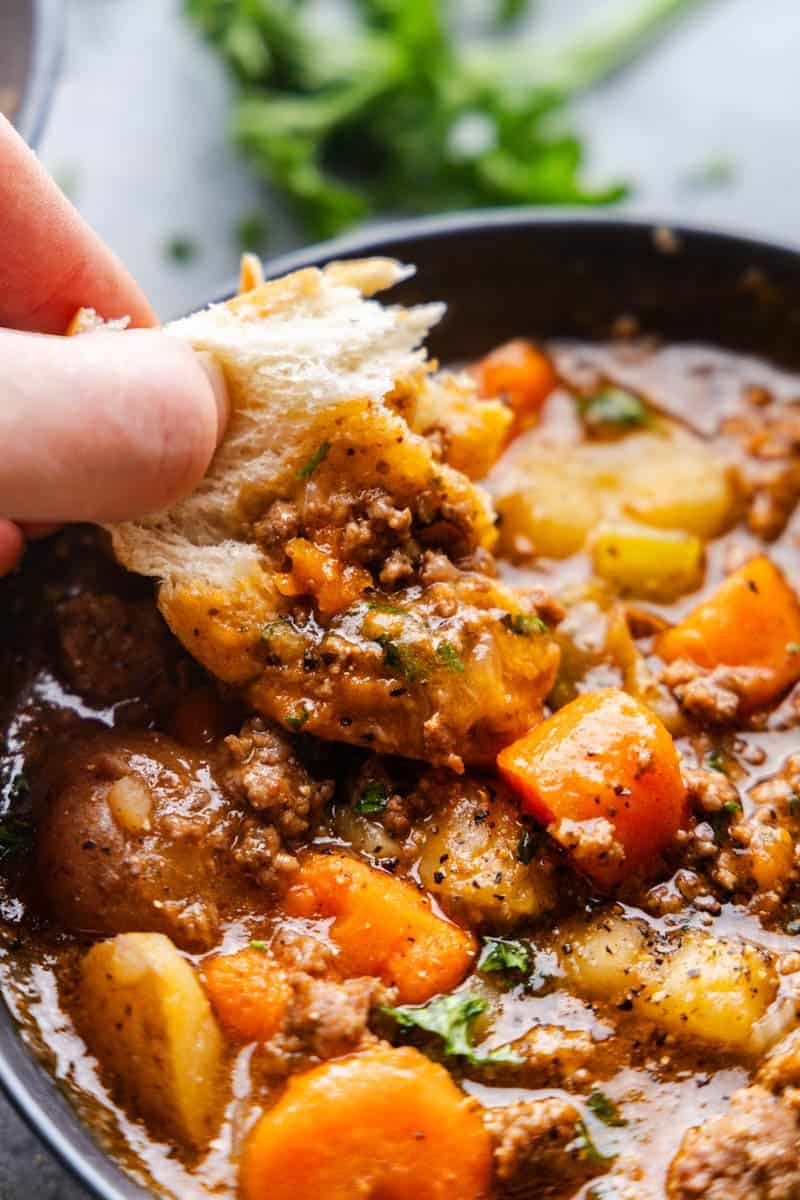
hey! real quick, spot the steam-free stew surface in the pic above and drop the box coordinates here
[4,335,800,1199]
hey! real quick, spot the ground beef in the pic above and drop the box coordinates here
[662,659,768,723]
[224,718,334,887]
[667,1086,800,1200]
[55,593,179,707]
[478,1024,599,1090]
[485,1096,604,1197]
[681,766,741,815]
[282,974,390,1060]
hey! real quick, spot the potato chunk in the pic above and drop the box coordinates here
[79,933,224,1146]
[417,782,554,929]
[489,427,736,563]
[591,521,704,601]
[563,915,777,1051]
[637,933,775,1049]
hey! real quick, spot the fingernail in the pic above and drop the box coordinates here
[196,350,229,446]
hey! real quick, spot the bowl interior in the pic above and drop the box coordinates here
[5,212,800,1200]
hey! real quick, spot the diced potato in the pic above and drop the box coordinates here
[417,785,554,929]
[638,933,776,1050]
[562,916,777,1051]
[495,465,601,559]
[333,804,405,862]
[490,427,737,564]
[79,933,225,1146]
[590,521,704,601]
[561,914,648,1001]
[623,433,737,538]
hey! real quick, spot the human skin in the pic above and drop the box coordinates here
[0,115,228,573]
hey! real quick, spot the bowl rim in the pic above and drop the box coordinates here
[214,206,800,304]
[7,206,800,1200]
[13,0,64,147]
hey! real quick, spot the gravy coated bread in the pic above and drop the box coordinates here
[109,260,559,769]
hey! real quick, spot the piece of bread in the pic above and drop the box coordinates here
[108,259,559,770]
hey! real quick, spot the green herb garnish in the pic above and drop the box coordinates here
[296,441,331,480]
[382,992,521,1068]
[286,705,310,731]
[587,1089,627,1127]
[581,388,648,430]
[377,635,425,683]
[235,211,268,252]
[187,0,703,239]
[436,642,464,672]
[706,749,727,774]
[571,1118,616,1166]
[355,782,389,815]
[680,157,736,192]
[165,235,197,264]
[503,613,547,637]
[517,825,540,864]
[249,940,269,952]
[479,937,532,983]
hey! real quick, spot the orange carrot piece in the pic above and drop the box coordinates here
[497,688,686,887]
[284,852,476,1003]
[275,537,371,616]
[472,338,556,428]
[656,555,800,710]
[240,1045,492,1200]
[202,948,290,1043]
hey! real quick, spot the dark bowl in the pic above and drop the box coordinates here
[5,210,800,1199]
[0,0,63,146]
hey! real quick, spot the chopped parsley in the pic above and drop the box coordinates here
[249,940,269,952]
[382,992,521,1068]
[296,440,331,480]
[570,1118,616,1166]
[503,612,547,637]
[706,748,727,774]
[587,1089,627,1127]
[286,705,310,731]
[517,826,540,864]
[187,0,699,239]
[376,635,425,683]
[165,235,197,264]
[581,388,649,430]
[355,782,389,816]
[436,642,464,673]
[479,937,533,984]
[235,210,268,252]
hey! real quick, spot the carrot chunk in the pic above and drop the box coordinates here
[284,852,476,1003]
[497,688,686,886]
[656,555,800,710]
[240,1045,492,1200]
[472,338,556,428]
[202,947,290,1043]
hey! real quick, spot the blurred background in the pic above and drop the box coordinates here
[1,0,799,1194]
[26,0,800,318]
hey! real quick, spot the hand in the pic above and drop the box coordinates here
[0,116,228,575]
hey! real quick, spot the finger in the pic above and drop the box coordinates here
[0,520,25,577]
[0,116,156,333]
[0,329,228,523]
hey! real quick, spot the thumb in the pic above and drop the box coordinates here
[0,328,228,523]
